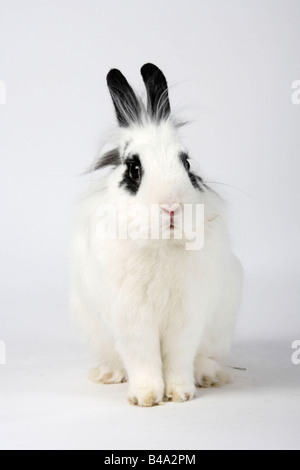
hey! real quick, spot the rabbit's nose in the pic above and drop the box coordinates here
[160,202,181,214]
[160,203,181,228]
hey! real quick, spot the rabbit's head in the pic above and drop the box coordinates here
[94,64,220,248]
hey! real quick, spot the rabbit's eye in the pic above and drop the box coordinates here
[183,158,190,172]
[129,163,141,182]
[120,154,143,194]
[180,152,190,172]
[179,151,204,192]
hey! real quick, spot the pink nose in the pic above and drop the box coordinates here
[160,203,180,228]
[160,203,180,214]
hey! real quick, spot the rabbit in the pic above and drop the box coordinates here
[70,63,243,407]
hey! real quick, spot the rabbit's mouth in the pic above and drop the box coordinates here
[170,211,175,230]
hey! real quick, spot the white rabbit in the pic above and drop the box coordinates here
[70,64,243,407]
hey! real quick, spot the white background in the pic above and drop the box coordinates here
[0,0,299,450]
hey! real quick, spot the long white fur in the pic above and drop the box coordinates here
[71,119,243,407]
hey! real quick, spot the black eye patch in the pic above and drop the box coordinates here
[119,154,143,195]
[179,152,205,192]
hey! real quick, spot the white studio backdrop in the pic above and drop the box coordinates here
[0,0,299,352]
[0,0,300,451]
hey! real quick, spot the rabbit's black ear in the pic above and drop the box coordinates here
[107,69,142,127]
[141,63,171,121]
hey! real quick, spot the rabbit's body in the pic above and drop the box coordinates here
[71,65,242,406]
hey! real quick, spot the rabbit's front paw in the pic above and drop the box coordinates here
[194,357,231,388]
[165,382,195,403]
[128,383,164,407]
[88,367,127,384]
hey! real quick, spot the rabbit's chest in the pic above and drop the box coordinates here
[110,243,202,320]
